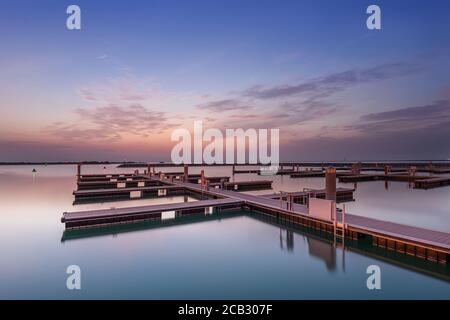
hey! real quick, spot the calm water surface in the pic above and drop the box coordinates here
[0,164,449,299]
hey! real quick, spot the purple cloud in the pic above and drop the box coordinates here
[242,62,418,100]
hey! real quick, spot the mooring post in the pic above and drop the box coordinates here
[333,208,337,247]
[77,163,81,181]
[325,167,336,201]
[200,170,205,186]
[279,191,283,208]
[184,164,189,182]
[352,163,361,174]
[342,203,346,230]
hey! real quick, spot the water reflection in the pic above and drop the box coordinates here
[307,238,336,271]
[1,164,450,299]
[279,228,294,252]
[60,208,450,283]
[62,210,245,242]
[246,212,450,282]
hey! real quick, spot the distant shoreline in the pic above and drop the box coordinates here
[1,160,450,167]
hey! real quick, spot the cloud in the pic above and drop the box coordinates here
[197,99,254,112]
[350,100,450,133]
[195,61,420,133]
[242,62,418,100]
[43,104,175,142]
[280,99,450,160]
[78,74,158,103]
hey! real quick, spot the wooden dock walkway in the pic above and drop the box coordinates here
[77,179,162,190]
[223,180,273,191]
[233,169,260,174]
[62,172,450,263]
[172,180,450,261]
[62,197,244,228]
[73,185,185,200]
[338,173,441,184]
[289,171,326,178]
[414,177,450,189]
[260,187,355,203]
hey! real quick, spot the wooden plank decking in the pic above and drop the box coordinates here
[414,177,450,189]
[341,213,450,250]
[172,180,450,254]
[62,197,244,222]
[73,185,184,197]
[62,173,450,261]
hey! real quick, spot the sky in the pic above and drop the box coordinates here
[0,0,450,162]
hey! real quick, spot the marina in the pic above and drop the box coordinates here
[2,163,450,299]
[62,164,450,266]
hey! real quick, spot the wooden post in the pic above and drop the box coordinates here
[279,191,283,208]
[184,164,189,182]
[200,170,205,186]
[342,204,346,230]
[77,163,81,181]
[325,167,336,201]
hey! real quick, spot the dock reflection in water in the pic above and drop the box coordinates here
[61,209,450,283]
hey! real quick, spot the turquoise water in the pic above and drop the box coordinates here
[0,165,449,299]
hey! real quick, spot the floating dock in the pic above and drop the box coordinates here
[62,198,244,229]
[261,187,355,204]
[414,177,450,189]
[62,171,450,264]
[77,179,163,190]
[73,185,186,201]
[233,169,260,174]
[223,180,273,191]
[338,173,429,182]
[172,180,450,263]
[290,171,327,178]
